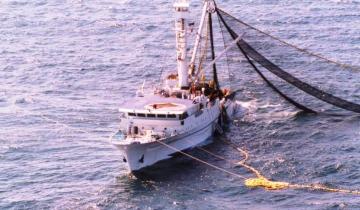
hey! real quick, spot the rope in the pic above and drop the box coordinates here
[216,12,233,90]
[155,139,246,179]
[154,129,360,195]
[197,16,210,77]
[239,37,360,113]
[16,105,360,195]
[219,138,360,195]
[216,8,360,71]
[217,10,316,114]
[217,9,360,114]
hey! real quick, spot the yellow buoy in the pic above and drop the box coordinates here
[245,177,290,190]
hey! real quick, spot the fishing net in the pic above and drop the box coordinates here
[215,8,360,114]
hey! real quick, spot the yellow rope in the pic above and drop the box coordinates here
[155,136,360,195]
[219,139,360,195]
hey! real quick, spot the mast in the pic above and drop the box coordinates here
[188,2,209,75]
[174,0,190,89]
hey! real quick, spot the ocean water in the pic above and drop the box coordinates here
[1,0,360,209]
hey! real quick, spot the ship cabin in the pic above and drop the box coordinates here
[117,95,211,139]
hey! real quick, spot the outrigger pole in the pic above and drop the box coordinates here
[208,11,220,91]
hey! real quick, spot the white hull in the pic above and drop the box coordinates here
[113,119,217,172]
[110,0,235,174]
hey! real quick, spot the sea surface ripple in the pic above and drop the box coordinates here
[0,0,360,209]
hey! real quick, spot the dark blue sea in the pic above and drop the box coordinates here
[1,0,360,209]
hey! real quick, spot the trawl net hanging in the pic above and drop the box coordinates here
[216,8,360,114]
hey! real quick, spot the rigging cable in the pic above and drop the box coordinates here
[216,8,360,72]
[217,9,360,113]
[216,12,234,91]
[197,16,210,77]
[216,9,316,114]
[208,12,220,91]
[216,8,360,113]
[238,38,360,113]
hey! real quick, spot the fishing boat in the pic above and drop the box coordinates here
[110,0,237,173]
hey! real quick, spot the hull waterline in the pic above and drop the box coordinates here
[112,119,217,172]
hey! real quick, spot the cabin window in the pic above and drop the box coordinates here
[128,113,136,117]
[167,114,177,118]
[157,114,166,118]
[137,113,146,117]
[147,114,156,118]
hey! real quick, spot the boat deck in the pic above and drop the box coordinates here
[119,95,198,114]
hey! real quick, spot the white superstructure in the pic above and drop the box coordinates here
[174,0,190,88]
[110,0,236,173]
[112,95,222,171]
